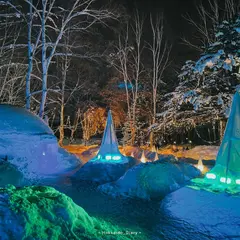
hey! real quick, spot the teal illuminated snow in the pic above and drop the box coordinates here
[205,92,240,186]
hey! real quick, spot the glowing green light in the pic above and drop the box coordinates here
[206,173,216,179]
[220,177,231,184]
[105,155,111,160]
[112,156,121,160]
[220,177,226,183]
[236,179,240,185]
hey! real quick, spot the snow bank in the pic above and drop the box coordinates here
[0,105,82,183]
[0,185,141,240]
[72,156,137,184]
[99,159,200,201]
[159,186,240,239]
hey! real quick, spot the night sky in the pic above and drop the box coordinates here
[123,0,200,64]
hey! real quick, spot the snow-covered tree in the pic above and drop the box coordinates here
[157,15,240,140]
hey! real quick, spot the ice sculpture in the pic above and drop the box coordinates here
[95,110,123,162]
[205,92,240,185]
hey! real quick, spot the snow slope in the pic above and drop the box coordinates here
[0,105,82,183]
[72,156,137,184]
[99,159,200,201]
[0,185,142,240]
[159,186,240,240]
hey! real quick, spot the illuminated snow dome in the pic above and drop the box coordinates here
[73,110,136,184]
[99,158,200,201]
[205,92,240,187]
[0,105,81,184]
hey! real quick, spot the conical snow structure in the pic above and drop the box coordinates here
[153,152,159,161]
[95,110,123,161]
[197,159,204,172]
[140,151,147,163]
[206,92,240,185]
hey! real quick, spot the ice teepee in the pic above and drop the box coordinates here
[95,110,122,161]
[206,92,240,185]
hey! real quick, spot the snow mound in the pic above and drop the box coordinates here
[0,105,82,182]
[72,156,137,184]
[0,185,139,240]
[159,186,240,239]
[0,104,53,135]
[99,159,200,201]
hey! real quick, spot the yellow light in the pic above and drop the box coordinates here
[206,173,216,179]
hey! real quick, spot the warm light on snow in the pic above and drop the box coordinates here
[153,152,159,161]
[206,173,216,179]
[140,151,147,163]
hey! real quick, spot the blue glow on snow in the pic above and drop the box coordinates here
[112,156,121,160]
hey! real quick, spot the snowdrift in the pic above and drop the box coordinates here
[0,105,82,184]
[159,186,240,240]
[99,158,200,201]
[72,156,137,184]
[0,185,141,240]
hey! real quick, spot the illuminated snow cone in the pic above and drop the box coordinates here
[197,159,204,172]
[140,151,147,163]
[93,110,123,162]
[205,92,240,186]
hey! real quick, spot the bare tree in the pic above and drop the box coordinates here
[0,4,27,105]
[147,14,171,148]
[110,11,144,145]
[20,0,116,118]
[182,0,239,51]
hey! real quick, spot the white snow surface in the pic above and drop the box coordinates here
[0,105,82,184]
[99,159,200,201]
[159,186,240,239]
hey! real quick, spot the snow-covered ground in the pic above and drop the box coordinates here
[158,186,240,240]
[99,159,200,201]
[0,185,144,240]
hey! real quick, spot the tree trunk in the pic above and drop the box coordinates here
[219,119,225,141]
[58,104,64,146]
[26,0,33,111]
[39,0,47,118]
